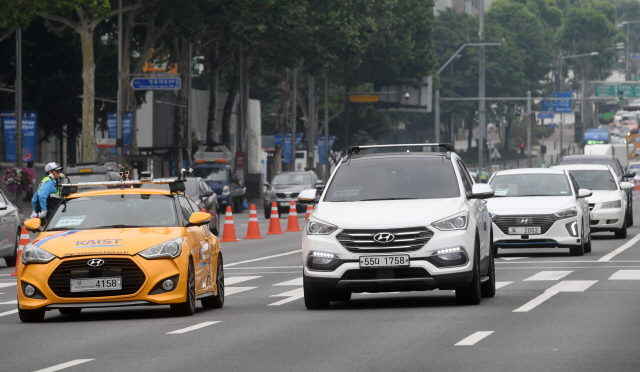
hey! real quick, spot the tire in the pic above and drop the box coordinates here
[303,275,330,310]
[330,291,351,302]
[569,237,585,256]
[59,308,82,315]
[456,239,482,305]
[583,223,592,254]
[481,238,496,298]
[615,218,628,239]
[4,230,19,267]
[628,205,634,227]
[18,308,45,323]
[264,207,271,220]
[171,261,196,316]
[202,255,224,309]
[210,209,220,236]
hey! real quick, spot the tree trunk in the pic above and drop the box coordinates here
[206,42,220,150]
[221,49,240,150]
[274,68,291,175]
[466,107,474,152]
[122,8,137,155]
[79,26,96,162]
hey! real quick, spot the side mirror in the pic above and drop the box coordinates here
[620,182,634,190]
[469,184,494,199]
[201,190,214,197]
[263,182,270,188]
[187,212,211,227]
[623,170,636,179]
[297,189,319,204]
[578,189,593,198]
[24,218,42,231]
[0,202,7,210]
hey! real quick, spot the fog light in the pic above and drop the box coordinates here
[607,219,618,224]
[565,221,578,237]
[24,285,35,297]
[162,279,174,291]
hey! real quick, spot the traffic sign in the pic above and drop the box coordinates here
[273,134,283,145]
[97,138,116,148]
[131,77,181,90]
[548,124,557,128]
[350,95,379,103]
[595,84,640,98]
[537,113,555,119]
[634,75,640,81]
[632,54,640,59]
[541,92,572,113]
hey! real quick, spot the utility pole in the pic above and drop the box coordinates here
[307,75,315,170]
[291,66,297,171]
[627,23,631,81]
[527,90,532,168]
[434,90,440,143]
[15,21,23,213]
[324,77,329,182]
[478,0,487,170]
[116,0,123,165]
[186,40,192,167]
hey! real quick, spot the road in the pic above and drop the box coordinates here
[2,203,640,371]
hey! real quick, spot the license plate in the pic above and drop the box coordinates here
[70,277,122,292]
[508,227,541,235]
[359,255,409,268]
[280,201,291,206]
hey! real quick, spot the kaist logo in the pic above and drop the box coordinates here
[76,239,123,248]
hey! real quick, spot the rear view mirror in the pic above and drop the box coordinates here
[24,218,41,232]
[578,189,593,198]
[469,184,494,199]
[620,182,634,190]
[0,202,7,210]
[201,190,213,197]
[187,212,211,227]
[297,189,319,204]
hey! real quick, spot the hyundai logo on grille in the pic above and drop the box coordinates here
[373,233,395,243]
[87,259,105,267]
[518,218,532,225]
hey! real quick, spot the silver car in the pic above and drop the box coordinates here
[0,190,23,267]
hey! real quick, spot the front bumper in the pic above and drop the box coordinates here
[492,217,581,249]
[218,194,232,207]
[590,207,625,231]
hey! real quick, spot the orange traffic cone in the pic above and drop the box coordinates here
[11,226,30,277]
[244,204,263,239]
[266,202,283,235]
[286,200,301,232]
[220,206,238,242]
[305,205,314,221]
[635,181,639,191]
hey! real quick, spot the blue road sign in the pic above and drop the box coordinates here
[537,113,555,119]
[548,124,557,128]
[273,134,283,145]
[1,111,37,162]
[632,54,640,60]
[541,91,572,113]
[131,78,181,90]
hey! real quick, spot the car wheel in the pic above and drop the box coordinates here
[628,204,634,227]
[18,307,45,323]
[59,308,82,315]
[583,223,592,253]
[303,275,330,310]
[264,206,271,219]
[211,209,220,236]
[569,236,585,256]
[202,254,224,309]
[615,218,628,239]
[171,261,196,316]
[4,229,19,267]
[330,291,351,302]
[481,236,496,298]
[456,239,482,305]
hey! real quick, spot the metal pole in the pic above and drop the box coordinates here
[559,50,563,92]
[627,23,631,81]
[324,77,329,182]
[291,66,297,171]
[116,0,123,165]
[344,100,349,155]
[15,24,23,213]
[527,91,532,168]
[478,0,486,170]
[186,41,192,167]
[560,114,564,157]
[435,90,440,143]
[307,75,315,170]
[450,112,454,148]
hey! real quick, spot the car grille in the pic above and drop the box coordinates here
[493,215,556,234]
[48,258,146,298]
[336,227,434,253]
[341,268,430,280]
[276,193,299,198]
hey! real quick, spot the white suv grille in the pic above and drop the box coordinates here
[336,227,434,253]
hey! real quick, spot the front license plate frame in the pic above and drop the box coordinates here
[359,255,410,268]
[508,226,541,235]
[280,201,291,207]
[70,277,122,292]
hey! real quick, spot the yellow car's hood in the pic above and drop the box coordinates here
[32,228,184,258]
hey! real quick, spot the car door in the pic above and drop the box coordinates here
[185,196,212,294]
[456,160,489,262]
[0,191,15,253]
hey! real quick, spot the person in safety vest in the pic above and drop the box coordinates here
[30,162,63,220]
[479,167,488,183]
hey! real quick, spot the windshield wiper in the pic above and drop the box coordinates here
[47,227,77,231]
[95,224,143,229]
[359,198,419,201]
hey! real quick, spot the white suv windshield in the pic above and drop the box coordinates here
[490,174,572,197]
[568,170,617,191]
[324,157,460,202]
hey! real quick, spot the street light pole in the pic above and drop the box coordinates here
[15,23,23,213]
[116,0,123,166]
[478,0,486,170]
[527,90,531,167]
[627,23,631,81]
[291,66,297,171]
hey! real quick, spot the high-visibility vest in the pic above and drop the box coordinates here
[480,171,488,180]
[36,176,59,196]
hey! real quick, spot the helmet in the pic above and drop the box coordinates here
[45,162,62,173]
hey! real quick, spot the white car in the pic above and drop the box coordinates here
[297,144,495,309]
[553,164,633,238]
[487,168,592,256]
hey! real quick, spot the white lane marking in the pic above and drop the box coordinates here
[227,266,303,269]
[34,359,94,372]
[500,257,529,261]
[455,331,494,346]
[0,309,18,317]
[0,274,11,276]
[167,321,220,334]
[524,271,573,281]
[513,280,597,312]
[268,288,304,306]
[0,300,17,305]
[609,270,640,280]
[273,278,302,286]
[225,276,262,285]
[225,287,257,296]
[0,282,17,288]
[496,281,513,289]
[598,234,640,262]
[226,250,301,267]
[228,272,300,275]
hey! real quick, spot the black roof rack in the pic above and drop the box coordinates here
[346,143,454,155]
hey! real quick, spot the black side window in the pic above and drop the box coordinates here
[0,191,7,204]
[456,160,473,194]
[187,198,200,212]
[569,174,580,196]
[178,196,192,221]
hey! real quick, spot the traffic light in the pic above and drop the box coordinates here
[619,90,625,100]
[520,142,525,155]
[540,145,547,155]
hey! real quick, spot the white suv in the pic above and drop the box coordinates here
[297,144,495,309]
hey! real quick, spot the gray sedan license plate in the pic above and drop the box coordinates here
[70,277,122,292]
[508,226,541,235]
[359,255,409,268]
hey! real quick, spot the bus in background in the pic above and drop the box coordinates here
[582,128,610,147]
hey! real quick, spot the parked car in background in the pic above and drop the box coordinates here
[65,162,120,190]
[192,163,245,213]
[0,189,22,267]
[264,171,323,219]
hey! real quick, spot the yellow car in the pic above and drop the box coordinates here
[17,178,224,322]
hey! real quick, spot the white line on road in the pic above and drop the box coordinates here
[227,266,303,269]
[496,281,513,289]
[598,234,640,262]
[609,270,640,280]
[228,271,300,274]
[167,321,220,334]
[225,287,257,296]
[513,280,597,312]
[0,309,18,317]
[0,300,17,305]
[273,278,302,286]
[524,271,573,281]
[225,276,262,285]
[455,331,494,346]
[268,288,304,306]
[0,282,16,288]
[33,359,94,372]
[0,274,11,276]
[226,250,301,267]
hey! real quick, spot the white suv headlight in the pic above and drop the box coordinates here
[21,243,56,265]
[139,238,183,259]
[554,207,578,219]
[432,211,469,231]
[601,200,622,209]
[306,216,338,235]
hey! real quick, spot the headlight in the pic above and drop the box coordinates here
[21,243,56,265]
[432,211,469,231]
[601,200,622,209]
[138,238,183,260]
[222,185,230,195]
[307,251,342,271]
[554,207,578,219]
[426,247,468,268]
[306,216,338,235]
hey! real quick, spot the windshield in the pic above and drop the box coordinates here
[272,173,312,186]
[46,194,178,231]
[192,167,227,182]
[558,158,620,177]
[324,157,460,202]
[568,170,617,191]
[489,174,572,197]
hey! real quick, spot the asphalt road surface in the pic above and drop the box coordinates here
[2,203,640,371]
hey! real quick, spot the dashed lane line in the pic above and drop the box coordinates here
[225,287,257,296]
[523,271,573,281]
[455,331,494,346]
[496,282,513,289]
[0,300,17,305]
[513,280,597,313]
[268,288,304,306]
[226,250,301,267]
[273,278,303,286]
[225,276,262,285]
[226,266,303,269]
[34,359,94,372]
[0,282,16,288]
[609,270,640,280]
[0,309,18,317]
[167,321,220,334]
[598,234,640,262]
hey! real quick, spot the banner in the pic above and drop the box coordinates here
[2,111,37,162]
[283,133,292,164]
[317,135,337,165]
[107,112,133,154]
